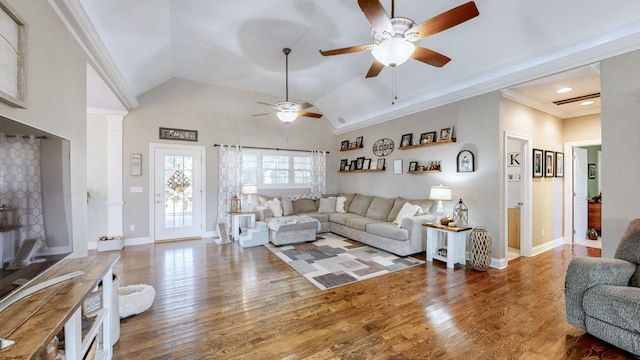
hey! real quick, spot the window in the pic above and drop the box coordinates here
[241,150,314,189]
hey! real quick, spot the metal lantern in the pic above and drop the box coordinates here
[0,204,17,228]
[453,198,468,227]
[230,195,241,213]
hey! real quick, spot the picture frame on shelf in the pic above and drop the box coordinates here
[417,166,424,171]
[341,140,349,150]
[457,150,474,172]
[394,159,403,174]
[350,142,356,148]
[588,163,596,179]
[370,160,378,170]
[427,161,441,171]
[340,159,348,171]
[350,160,356,170]
[400,133,412,147]
[555,152,564,177]
[439,126,453,141]
[355,157,365,170]
[533,148,544,178]
[377,158,385,170]
[363,158,371,170]
[355,136,363,148]
[409,161,418,172]
[544,150,555,177]
[420,131,436,144]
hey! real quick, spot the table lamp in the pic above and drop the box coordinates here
[241,185,258,211]
[429,185,452,215]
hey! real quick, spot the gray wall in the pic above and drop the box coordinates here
[601,49,640,258]
[122,78,338,239]
[337,92,503,258]
[0,1,89,256]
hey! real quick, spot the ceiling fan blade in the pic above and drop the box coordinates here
[297,102,313,110]
[252,112,277,117]
[411,1,479,41]
[358,0,394,36]
[320,44,373,56]
[257,101,278,109]
[298,111,323,118]
[412,46,451,67]
[365,60,385,78]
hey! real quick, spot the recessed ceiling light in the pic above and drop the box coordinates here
[556,87,573,94]
[580,100,595,106]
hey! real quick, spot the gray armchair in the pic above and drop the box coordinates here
[565,218,640,356]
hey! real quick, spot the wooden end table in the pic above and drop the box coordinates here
[423,223,472,268]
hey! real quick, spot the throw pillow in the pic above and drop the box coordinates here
[281,197,294,216]
[393,202,421,227]
[317,197,337,213]
[335,196,347,213]
[265,198,282,217]
[292,199,317,214]
[258,194,273,206]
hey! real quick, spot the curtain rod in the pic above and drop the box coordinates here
[213,144,329,154]
[2,134,48,139]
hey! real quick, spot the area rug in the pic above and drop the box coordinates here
[265,234,425,290]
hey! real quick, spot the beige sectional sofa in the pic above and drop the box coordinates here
[257,193,436,256]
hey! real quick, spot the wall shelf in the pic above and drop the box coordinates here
[338,169,384,173]
[398,138,456,150]
[339,146,363,152]
[408,170,441,174]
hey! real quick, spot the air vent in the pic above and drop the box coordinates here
[553,93,600,105]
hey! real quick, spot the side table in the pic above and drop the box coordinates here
[229,212,256,241]
[423,223,472,268]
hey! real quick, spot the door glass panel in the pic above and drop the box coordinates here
[164,155,193,229]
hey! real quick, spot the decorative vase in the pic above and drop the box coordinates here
[469,227,491,271]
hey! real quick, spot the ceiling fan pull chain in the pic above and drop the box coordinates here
[391,67,398,105]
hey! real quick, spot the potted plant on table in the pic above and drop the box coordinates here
[97,235,124,251]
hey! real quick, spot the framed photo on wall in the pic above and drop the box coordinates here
[555,152,564,177]
[355,157,365,170]
[363,158,371,170]
[420,131,436,144]
[409,161,418,172]
[340,159,348,171]
[588,163,597,179]
[457,150,474,172]
[159,127,198,141]
[439,126,453,141]
[340,140,349,150]
[544,150,555,177]
[377,158,385,170]
[400,133,412,147]
[533,149,543,177]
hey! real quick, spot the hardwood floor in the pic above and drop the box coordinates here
[112,239,636,359]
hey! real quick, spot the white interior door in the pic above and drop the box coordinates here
[573,147,588,242]
[154,146,203,241]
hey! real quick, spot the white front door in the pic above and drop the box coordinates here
[573,147,588,242]
[153,146,203,241]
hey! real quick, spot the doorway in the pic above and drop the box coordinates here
[504,132,533,262]
[150,144,205,241]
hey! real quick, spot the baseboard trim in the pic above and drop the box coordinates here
[491,257,508,269]
[124,237,153,247]
[532,237,565,256]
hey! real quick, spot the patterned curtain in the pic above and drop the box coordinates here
[0,134,46,250]
[217,144,242,240]
[310,150,326,196]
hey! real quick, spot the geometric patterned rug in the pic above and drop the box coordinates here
[264,233,425,290]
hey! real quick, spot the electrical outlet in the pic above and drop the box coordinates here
[130,225,135,231]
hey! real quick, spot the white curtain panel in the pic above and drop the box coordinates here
[0,134,46,250]
[217,144,242,237]
[310,150,326,196]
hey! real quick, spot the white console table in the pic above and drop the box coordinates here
[424,223,472,269]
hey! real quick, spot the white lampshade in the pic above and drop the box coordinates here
[241,185,258,195]
[429,185,452,214]
[277,111,298,123]
[371,38,415,67]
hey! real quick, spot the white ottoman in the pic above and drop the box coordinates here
[268,216,319,245]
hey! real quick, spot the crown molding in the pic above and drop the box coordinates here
[48,0,138,110]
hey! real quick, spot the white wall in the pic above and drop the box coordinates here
[601,49,640,258]
[0,1,89,256]
[337,92,503,258]
[122,78,338,239]
[87,113,109,243]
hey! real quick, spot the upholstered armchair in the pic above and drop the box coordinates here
[565,218,640,356]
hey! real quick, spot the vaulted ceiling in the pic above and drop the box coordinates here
[78,0,640,131]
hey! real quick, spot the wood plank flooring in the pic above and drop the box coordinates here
[111,239,636,359]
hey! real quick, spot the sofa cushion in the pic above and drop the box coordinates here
[388,197,434,222]
[346,216,383,231]
[317,197,337,213]
[365,196,395,221]
[584,284,640,333]
[338,193,356,212]
[615,218,640,287]
[292,199,318,214]
[299,213,330,222]
[349,194,373,216]
[329,212,362,225]
[366,222,409,241]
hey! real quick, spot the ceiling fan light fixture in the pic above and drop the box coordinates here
[372,37,415,67]
[277,110,298,123]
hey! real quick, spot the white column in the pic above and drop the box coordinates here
[106,114,124,237]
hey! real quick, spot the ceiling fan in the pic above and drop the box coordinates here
[319,0,479,78]
[253,48,322,123]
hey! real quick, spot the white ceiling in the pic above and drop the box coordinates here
[79,0,640,130]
